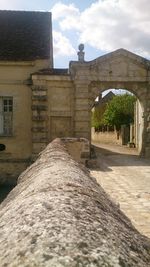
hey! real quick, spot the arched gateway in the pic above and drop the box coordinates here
[69,49,150,157]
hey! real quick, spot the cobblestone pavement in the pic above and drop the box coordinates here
[90,142,150,238]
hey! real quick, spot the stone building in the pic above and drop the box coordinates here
[0,10,53,183]
[0,10,150,184]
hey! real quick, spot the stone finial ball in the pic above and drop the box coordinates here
[78,43,84,52]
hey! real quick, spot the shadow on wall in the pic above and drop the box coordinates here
[0,184,15,204]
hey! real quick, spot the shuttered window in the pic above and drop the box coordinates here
[0,97,13,136]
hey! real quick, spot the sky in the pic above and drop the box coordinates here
[0,0,150,68]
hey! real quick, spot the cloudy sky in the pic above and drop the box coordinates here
[0,0,149,68]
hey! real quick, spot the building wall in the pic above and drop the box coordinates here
[31,74,75,159]
[0,59,50,184]
[47,78,74,141]
[91,127,122,145]
[135,99,144,152]
[0,59,50,81]
[0,83,32,159]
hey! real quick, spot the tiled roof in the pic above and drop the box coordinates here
[0,10,51,61]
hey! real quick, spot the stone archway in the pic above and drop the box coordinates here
[70,49,150,157]
[89,81,145,154]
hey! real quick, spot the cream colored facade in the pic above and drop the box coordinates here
[0,59,51,184]
[0,48,150,184]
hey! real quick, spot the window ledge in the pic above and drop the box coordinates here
[0,135,14,138]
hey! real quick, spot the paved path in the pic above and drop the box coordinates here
[90,143,150,238]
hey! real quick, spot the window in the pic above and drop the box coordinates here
[0,97,13,136]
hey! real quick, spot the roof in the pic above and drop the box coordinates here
[32,68,69,75]
[94,91,115,107]
[101,91,115,104]
[0,10,52,61]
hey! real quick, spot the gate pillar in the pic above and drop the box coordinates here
[74,81,91,141]
[144,83,150,157]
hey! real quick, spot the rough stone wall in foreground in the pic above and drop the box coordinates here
[0,139,150,267]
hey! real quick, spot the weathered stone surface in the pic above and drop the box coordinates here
[71,49,150,157]
[61,137,90,164]
[0,138,150,267]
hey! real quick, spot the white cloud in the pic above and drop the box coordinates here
[51,2,80,31]
[51,2,79,20]
[53,31,76,57]
[51,0,150,58]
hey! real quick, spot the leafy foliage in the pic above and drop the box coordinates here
[91,104,106,130]
[103,94,136,130]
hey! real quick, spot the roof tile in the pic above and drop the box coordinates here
[0,10,51,61]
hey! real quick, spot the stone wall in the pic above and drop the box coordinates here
[61,137,90,164]
[0,160,30,185]
[31,73,75,159]
[70,49,150,156]
[0,138,150,267]
[91,127,122,145]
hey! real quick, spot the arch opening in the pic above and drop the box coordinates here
[91,86,144,155]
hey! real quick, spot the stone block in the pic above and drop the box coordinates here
[75,92,89,98]
[32,95,47,101]
[32,137,48,143]
[76,98,89,105]
[145,147,150,157]
[75,86,89,93]
[32,143,47,154]
[75,121,90,131]
[31,105,47,111]
[32,115,48,121]
[31,127,48,133]
[32,90,47,96]
[0,160,30,185]
[32,110,47,117]
[32,132,47,139]
[146,132,150,142]
[61,137,90,164]
[31,85,47,91]
[75,111,89,118]
[75,131,90,139]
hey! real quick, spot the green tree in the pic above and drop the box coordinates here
[103,94,136,131]
[91,104,106,130]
